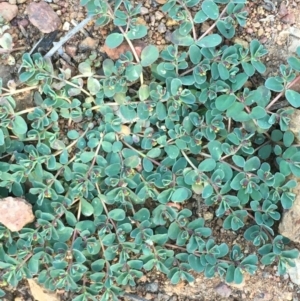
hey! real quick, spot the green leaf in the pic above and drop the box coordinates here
[0,33,12,49]
[102,59,114,77]
[285,89,300,108]
[265,77,284,92]
[108,209,125,221]
[0,129,5,146]
[215,94,235,111]
[199,158,216,172]
[134,208,150,221]
[127,25,147,39]
[73,249,86,263]
[80,198,94,216]
[194,10,208,23]
[78,62,92,76]
[244,157,260,171]
[201,0,219,20]
[234,267,243,284]
[105,33,124,48]
[139,84,150,101]
[12,116,28,135]
[165,145,179,159]
[196,34,222,48]
[207,141,223,160]
[171,187,192,202]
[171,30,194,46]
[124,155,140,167]
[125,64,142,82]
[80,151,95,163]
[189,45,202,64]
[87,77,101,95]
[147,148,161,158]
[141,45,159,67]
[287,56,300,71]
[67,130,80,140]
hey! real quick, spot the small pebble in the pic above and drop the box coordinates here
[145,282,159,293]
[140,7,149,15]
[257,28,264,36]
[157,23,166,33]
[62,21,70,31]
[214,282,232,298]
[79,37,98,51]
[155,11,164,21]
[283,292,293,300]
[18,18,29,27]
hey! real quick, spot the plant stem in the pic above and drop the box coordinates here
[266,75,300,110]
[44,15,94,58]
[87,132,104,175]
[95,183,117,230]
[122,140,162,167]
[181,150,219,193]
[49,74,92,97]
[180,3,229,77]
[53,126,90,157]
[0,47,27,54]
[103,0,144,85]
[177,0,197,40]
[0,85,38,97]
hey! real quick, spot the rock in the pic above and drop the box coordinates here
[79,37,98,51]
[62,21,70,31]
[283,292,293,300]
[0,65,13,87]
[0,197,34,231]
[214,282,232,298]
[123,293,149,301]
[288,38,300,54]
[140,7,149,15]
[145,282,159,293]
[165,30,172,42]
[136,17,147,27]
[233,37,249,49]
[101,40,146,61]
[119,125,131,136]
[278,2,288,17]
[27,279,60,301]
[156,293,170,301]
[17,0,27,4]
[157,23,166,33]
[155,0,167,4]
[287,256,300,285]
[203,211,213,221]
[283,107,300,142]
[65,44,77,57]
[155,11,164,21]
[289,27,300,38]
[27,1,61,33]
[279,169,300,242]
[253,293,273,301]
[8,0,16,5]
[281,13,295,24]
[18,18,29,28]
[257,28,264,37]
[166,18,179,26]
[0,3,18,22]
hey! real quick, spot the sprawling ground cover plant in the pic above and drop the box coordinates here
[1,0,300,299]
